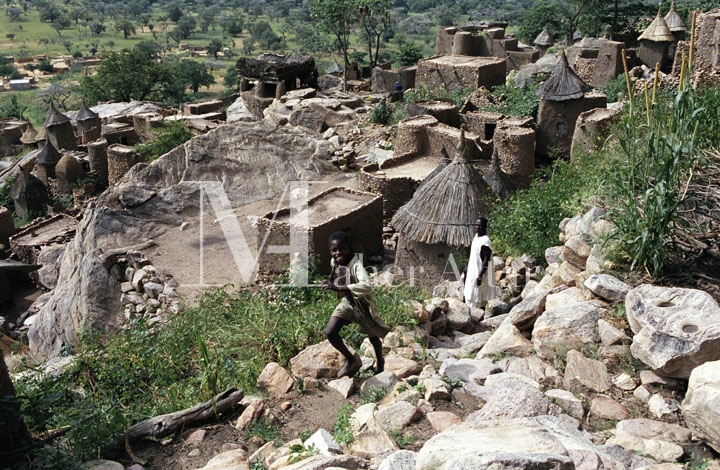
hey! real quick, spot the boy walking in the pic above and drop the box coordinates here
[321,231,390,378]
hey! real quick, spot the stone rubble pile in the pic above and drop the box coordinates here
[117,251,182,322]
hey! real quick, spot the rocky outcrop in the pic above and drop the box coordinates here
[27,121,336,360]
[626,285,720,378]
[682,360,720,453]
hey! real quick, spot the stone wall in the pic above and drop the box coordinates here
[416,56,506,92]
[372,67,417,93]
[107,144,138,186]
[394,237,463,289]
[256,187,383,277]
[87,139,109,185]
[463,111,503,141]
[592,41,624,87]
[536,92,607,158]
[359,163,419,223]
[571,107,620,157]
[494,118,535,188]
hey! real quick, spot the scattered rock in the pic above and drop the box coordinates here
[327,376,356,398]
[303,428,342,456]
[589,395,629,420]
[257,362,296,395]
[563,350,612,393]
[584,274,631,302]
[682,360,720,453]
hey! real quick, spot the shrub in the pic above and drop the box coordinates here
[483,79,542,119]
[135,120,194,162]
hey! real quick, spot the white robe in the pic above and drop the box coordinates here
[463,234,499,308]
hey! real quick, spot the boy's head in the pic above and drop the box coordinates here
[329,231,353,265]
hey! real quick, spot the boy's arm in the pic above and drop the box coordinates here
[345,262,373,298]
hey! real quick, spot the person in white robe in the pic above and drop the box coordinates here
[463,217,499,308]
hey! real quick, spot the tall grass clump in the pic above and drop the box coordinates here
[15,279,425,463]
[490,153,600,259]
[607,51,703,278]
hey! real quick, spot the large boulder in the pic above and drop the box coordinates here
[532,302,605,360]
[626,285,720,378]
[28,122,336,360]
[682,360,720,453]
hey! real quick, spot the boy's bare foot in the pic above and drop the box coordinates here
[337,353,362,378]
[373,358,384,375]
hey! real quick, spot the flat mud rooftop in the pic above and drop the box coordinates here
[370,154,443,181]
[273,188,374,226]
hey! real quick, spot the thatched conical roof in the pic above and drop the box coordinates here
[536,51,591,101]
[20,122,42,145]
[11,170,48,201]
[534,27,554,46]
[77,102,99,122]
[664,1,686,32]
[44,103,70,127]
[638,5,675,42]
[483,146,515,200]
[36,140,62,165]
[391,128,492,247]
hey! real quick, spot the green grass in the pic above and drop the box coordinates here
[333,403,355,446]
[14,281,425,464]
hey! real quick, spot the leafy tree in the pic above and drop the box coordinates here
[167,3,184,22]
[174,15,196,39]
[0,94,26,120]
[115,19,137,39]
[218,14,243,35]
[38,2,63,23]
[0,57,18,77]
[6,5,22,21]
[207,38,223,58]
[89,21,106,36]
[81,49,184,104]
[309,0,359,88]
[204,59,225,73]
[359,0,391,68]
[37,81,82,110]
[177,59,215,94]
[37,58,53,73]
[224,65,239,90]
[135,40,164,58]
[250,20,282,50]
[396,42,422,66]
[52,15,71,36]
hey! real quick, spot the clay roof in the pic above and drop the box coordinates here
[11,171,48,201]
[664,1,687,32]
[36,141,62,165]
[483,146,515,200]
[77,102,99,121]
[44,103,70,127]
[391,128,492,247]
[534,27,554,46]
[536,51,591,101]
[638,6,675,42]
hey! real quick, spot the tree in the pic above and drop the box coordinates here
[81,49,184,103]
[52,15,71,36]
[309,0,359,89]
[115,19,136,39]
[207,38,223,58]
[250,20,282,50]
[224,64,239,90]
[175,15,196,39]
[38,2,63,23]
[177,59,214,94]
[397,42,423,66]
[135,40,164,58]
[37,81,81,110]
[359,0,391,68]
[89,21,105,36]
[167,3,184,22]
[6,5,22,22]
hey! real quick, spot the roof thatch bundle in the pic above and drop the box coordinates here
[638,5,675,42]
[11,171,48,202]
[534,27,554,47]
[664,1,686,32]
[77,103,99,122]
[483,146,515,200]
[536,51,591,102]
[20,122,43,145]
[36,141,61,165]
[391,128,492,247]
[44,103,70,127]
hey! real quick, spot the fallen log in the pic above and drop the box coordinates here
[124,388,244,441]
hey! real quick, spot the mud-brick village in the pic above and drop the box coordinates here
[2,3,720,470]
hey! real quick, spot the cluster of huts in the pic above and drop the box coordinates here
[2,5,718,296]
[255,4,720,288]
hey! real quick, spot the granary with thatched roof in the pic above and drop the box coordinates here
[20,122,46,150]
[534,27,554,57]
[44,104,77,152]
[638,4,677,71]
[483,146,516,200]
[12,170,49,220]
[665,0,687,41]
[535,51,607,158]
[391,128,493,288]
[34,140,62,184]
[76,103,101,144]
